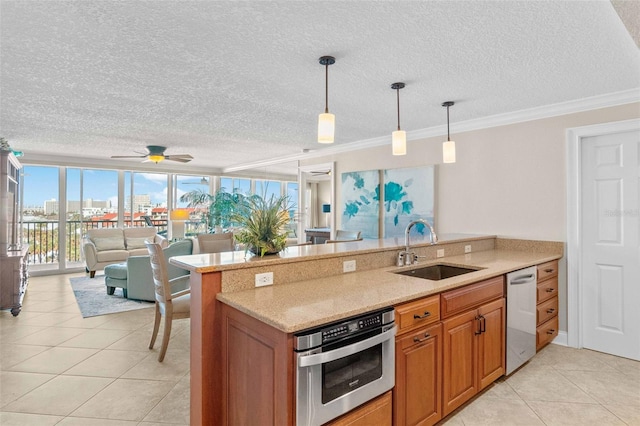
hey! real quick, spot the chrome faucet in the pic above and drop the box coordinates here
[397,219,438,266]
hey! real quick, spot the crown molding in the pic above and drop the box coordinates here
[225,88,639,172]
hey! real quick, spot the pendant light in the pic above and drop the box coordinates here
[391,82,406,156]
[318,56,336,144]
[442,101,456,163]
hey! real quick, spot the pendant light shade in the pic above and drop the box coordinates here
[442,101,456,163]
[391,82,406,156]
[318,56,336,144]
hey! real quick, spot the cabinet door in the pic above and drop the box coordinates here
[477,298,506,390]
[442,309,478,417]
[394,322,442,426]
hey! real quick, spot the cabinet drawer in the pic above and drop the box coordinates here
[537,260,558,281]
[441,276,504,319]
[536,316,558,350]
[536,296,558,326]
[396,295,440,334]
[536,276,558,303]
[326,390,392,426]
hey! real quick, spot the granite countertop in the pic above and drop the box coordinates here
[216,248,562,334]
[169,233,492,273]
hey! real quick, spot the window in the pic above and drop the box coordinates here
[220,177,250,195]
[22,165,59,269]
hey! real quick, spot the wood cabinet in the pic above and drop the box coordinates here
[394,296,442,426]
[441,278,505,417]
[0,246,29,316]
[325,391,392,426]
[1,150,28,316]
[536,260,559,351]
[220,303,294,426]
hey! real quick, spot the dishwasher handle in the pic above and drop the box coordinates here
[510,274,536,285]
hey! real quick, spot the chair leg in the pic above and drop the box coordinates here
[122,288,128,298]
[90,270,96,278]
[149,302,161,350]
[106,286,115,295]
[158,311,173,362]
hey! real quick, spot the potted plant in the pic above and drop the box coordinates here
[231,194,291,256]
[180,188,246,233]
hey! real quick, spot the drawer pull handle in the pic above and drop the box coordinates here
[475,316,482,335]
[413,333,431,343]
[546,329,556,335]
[546,288,555,293]
[546,308,556,314]
[413,311,431,320]
[544,268,554,273]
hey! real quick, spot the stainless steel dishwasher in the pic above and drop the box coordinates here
[506,266,537,375]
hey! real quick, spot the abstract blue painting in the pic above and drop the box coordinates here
[341,170,380,239]
[383,166,435,238]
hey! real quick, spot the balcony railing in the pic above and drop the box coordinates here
[22,219,169,265]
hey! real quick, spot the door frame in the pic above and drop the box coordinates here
[566,118,640,349]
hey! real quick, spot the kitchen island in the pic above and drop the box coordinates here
[169,234,563,425]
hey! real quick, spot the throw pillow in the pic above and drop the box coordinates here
[92,237,126,251]
[126,237,150,250]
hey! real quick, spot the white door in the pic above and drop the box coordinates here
[581,128,640,360]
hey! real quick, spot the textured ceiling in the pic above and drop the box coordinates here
[1,1,638,176]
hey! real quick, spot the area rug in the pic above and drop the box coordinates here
[69,274,154,318]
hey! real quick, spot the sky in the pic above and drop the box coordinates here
[21,166,295,209]
[22,166,190,208]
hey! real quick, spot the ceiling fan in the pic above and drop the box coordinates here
[182,177,209,185]
[310,169,331,176]
[111,145,193,163]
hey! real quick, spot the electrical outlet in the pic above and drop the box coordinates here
[437,249,445,258]
[465,245,472,253]
[255,272,274,287]
[343,260,356,273]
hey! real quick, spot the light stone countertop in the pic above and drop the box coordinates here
[216,249,562,333]
[169,233,492,273]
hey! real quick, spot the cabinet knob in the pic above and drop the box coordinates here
[546,288,555,293]
[413,333,431,343]
[546,329,556,335]
[546,308,556,314]
[544,268,554,273]
[413,311,431,320]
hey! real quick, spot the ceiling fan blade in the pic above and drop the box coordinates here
[165,154,193,163]
[111,155,147,159]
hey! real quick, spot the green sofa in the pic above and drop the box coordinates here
[124,239,193,302]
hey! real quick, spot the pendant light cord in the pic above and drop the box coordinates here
[446,105,450,141]
[324,64,329,114]
[396,87,401,131]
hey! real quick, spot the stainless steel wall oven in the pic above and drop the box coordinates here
[294,307,396,426]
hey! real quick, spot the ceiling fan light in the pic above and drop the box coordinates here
[443,140,456,163]
[318,112,335,143]
[392,130,407,156]
[148,154,164,163]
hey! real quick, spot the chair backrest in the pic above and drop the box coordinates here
[335,230,362,241]
[197,233,235,253]
[145,242,171,304]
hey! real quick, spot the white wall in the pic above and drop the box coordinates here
[301,102,640,332]
[303,103,639,240]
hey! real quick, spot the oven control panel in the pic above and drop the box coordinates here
[295,307,395,351]
[320,309,387,343]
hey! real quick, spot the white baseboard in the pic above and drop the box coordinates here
[551,331,568,347]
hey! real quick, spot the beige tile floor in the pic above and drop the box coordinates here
[1,273,639,425]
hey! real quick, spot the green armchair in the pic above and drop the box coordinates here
[126,239,193,301]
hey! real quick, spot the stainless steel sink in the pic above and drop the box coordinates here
[393,264,481,280]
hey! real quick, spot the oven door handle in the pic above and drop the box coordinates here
[297,325,396,368]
